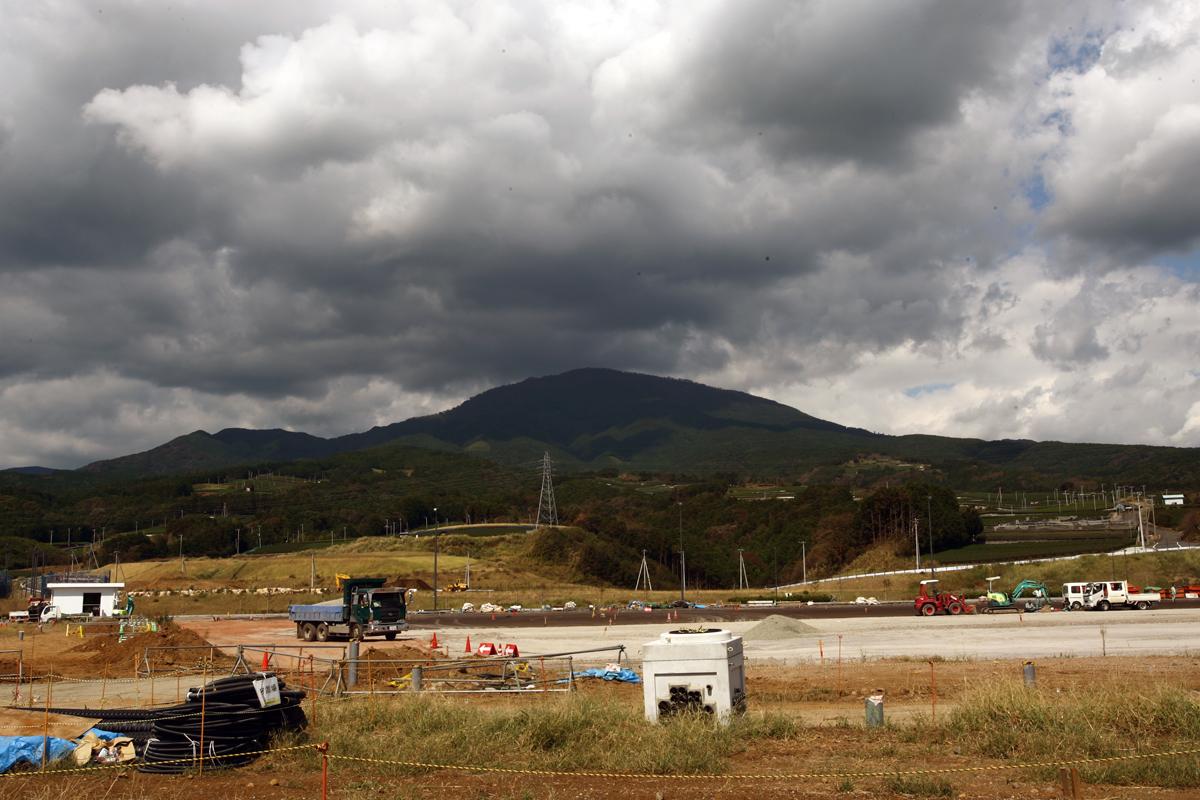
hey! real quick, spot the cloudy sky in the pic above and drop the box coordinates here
[2,0,1200,468]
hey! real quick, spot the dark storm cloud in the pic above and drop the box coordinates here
[1,0,1198,467]
[664,0,1027,165]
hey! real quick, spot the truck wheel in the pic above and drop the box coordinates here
[947,602,963,615]
[1136,601,1149,610]
[920,604,936,616]
[302,622,316,642]
[384,632,397,641]
[295,623,304,640]
[1070,601,1082,611]
[316,623,329,642]
[349,623,363,641]
[1098,600,1110,611]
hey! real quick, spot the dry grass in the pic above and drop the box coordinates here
[932,680,1200,787]
[307,694,797,775]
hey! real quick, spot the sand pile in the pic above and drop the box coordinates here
[742,615,821,642]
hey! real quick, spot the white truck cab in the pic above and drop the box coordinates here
[1062,582,1089,611]
[1082,580,1159,611]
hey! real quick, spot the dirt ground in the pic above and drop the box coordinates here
[7,726,1200,800]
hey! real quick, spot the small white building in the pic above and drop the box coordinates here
[1163,494,1185,506]
[45,582,124,616]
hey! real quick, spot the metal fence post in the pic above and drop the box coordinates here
[347,641,359,688]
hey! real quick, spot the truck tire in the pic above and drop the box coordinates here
[295,623,304,640]
[919,604,936,616]
[1136,601,1149,610]
[349,623,362,641]
[1098,600,1110,611]
[1070,601,1082,611]
[384,632,397,641]
[302,622,316,642]
[316,623,329,642]
[947,601,963,615]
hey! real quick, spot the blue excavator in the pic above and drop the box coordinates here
[981,577,1051,613]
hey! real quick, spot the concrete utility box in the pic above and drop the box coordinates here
[642,628,745,722]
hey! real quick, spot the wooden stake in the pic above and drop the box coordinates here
[100,662,108,709]
[1058,766,1083,799]
[198,661,208,776]
[837,634,843,691]
[929,660,937,725]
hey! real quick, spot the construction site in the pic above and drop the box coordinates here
[2,556,1200,800]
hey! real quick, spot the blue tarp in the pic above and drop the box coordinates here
[0,736,75,773]
[573,667,641,684]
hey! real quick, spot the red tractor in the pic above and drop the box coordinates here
[913,579,971,616]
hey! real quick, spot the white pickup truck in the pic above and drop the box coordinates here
[1082,580,1160,611]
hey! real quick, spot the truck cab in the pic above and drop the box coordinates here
[1082,580,1159,611]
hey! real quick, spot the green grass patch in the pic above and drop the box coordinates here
[248,538,342,555]
[933,537,1132,564]
[883,775,955,798]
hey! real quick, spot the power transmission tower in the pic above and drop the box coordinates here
[634,550,653,592]
[737,549,749,590]
[535,452,558,527]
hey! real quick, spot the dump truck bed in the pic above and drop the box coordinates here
[288,603,346,623]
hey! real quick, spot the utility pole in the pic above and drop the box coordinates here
[926,495,935,573]
[801,540,807,584]
[736,549,748,590]
[914,517,921,571]
[236,528,240,554]
[433,506,440,611]
[677,501,686,603]
[310,553,316,593]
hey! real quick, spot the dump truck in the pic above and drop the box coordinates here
[289,577,411,641]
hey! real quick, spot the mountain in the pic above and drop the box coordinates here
[77,367,1200,486]
[79,428,337,478]
[1,465,60,476]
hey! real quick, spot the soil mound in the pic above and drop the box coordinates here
[69,624,229,669]
[742,615,821,642]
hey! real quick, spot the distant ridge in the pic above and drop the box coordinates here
[76,367,1200,485]
[1,466,59,476]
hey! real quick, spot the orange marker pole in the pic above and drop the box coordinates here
[40,673,52,772]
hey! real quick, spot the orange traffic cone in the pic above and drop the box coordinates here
[261,650,270,671]
[464,635,472,654]
[430,631,439,649]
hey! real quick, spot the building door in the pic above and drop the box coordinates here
[82,592,101,615]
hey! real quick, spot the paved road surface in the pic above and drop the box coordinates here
[401,598,1200,629]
